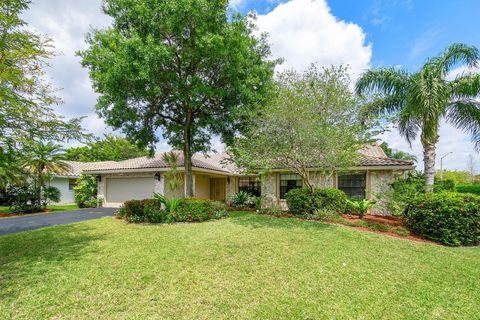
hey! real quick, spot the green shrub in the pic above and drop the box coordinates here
[345,199,375,217]
[172,198,226,222]
[285,188,347,216]
[153,192,184,212]
[144,201,171,223]
[123,199,147,218]
[229,191,257,208]
[377,172,456,216]
[457,184,480,195]
[74,175,98,208]
[6,182,60,213]
[434,179,456,192]
[405,192,480,246]
[126,215,144,223]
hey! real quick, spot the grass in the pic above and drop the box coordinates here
[0,212,479,319]
[0,204,79,215]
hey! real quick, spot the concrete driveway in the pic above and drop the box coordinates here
[0,207,117,235]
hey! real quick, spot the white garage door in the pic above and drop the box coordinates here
[105,177,155,206]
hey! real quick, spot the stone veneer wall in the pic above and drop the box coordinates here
[368,170,397,215]
[226,176,237,203]
[261,173,278,209]
[257,170,402,215]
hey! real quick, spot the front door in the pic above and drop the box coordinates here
[210,178,226,201]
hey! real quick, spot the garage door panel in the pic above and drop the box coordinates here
[106,178,154,204]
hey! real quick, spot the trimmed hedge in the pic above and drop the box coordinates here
[172,198,226,222]
[119,197,226,223]
[285,188,347,216]
[457,184,480,195]
[405,192,480,246]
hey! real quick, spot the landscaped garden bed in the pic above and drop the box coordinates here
[0,204,79,218]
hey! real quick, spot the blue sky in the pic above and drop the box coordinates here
[235,0,480,72]
[23,0,480,171]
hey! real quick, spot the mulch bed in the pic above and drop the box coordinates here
[0,209,51,218]
[342,214,405,227]
[242,210,436,244]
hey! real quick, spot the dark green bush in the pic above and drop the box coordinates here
[285,188,347,216]
[457,184,480,195]
[121,197,226,223]
[123,199,148,218]
[172,198,226,222]
[6,183,60,213]
[405,192,480,246]
[144,202,170,223]
[74,175,98,208]
[434,179,456,192]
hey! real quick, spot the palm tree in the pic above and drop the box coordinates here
[23,141,71,206]
[356,43,480,192]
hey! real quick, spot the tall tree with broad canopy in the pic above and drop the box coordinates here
[356,43,480,192]
[231,65,374,190]
[79,0,276,196]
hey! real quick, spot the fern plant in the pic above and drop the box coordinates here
[153,192,184,212]
[345,199,375,217]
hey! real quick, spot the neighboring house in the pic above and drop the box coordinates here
[83,145,414,214]
[48,161,116,204]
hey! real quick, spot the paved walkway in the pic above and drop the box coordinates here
[0,208,117,235]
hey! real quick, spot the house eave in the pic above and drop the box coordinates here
[84,166,232,176]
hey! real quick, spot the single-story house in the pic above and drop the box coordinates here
[48,161,116,204]
[83,145,415,214]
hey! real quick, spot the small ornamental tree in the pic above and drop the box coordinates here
[232,65,374,190]
[79,0,276,196]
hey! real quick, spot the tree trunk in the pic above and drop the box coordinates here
[38,170,44,208]
[183,112,194,197]
[422,139,436,193]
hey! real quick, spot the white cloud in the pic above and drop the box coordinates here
[256,0,372,77]
[380,121,480,173]
[22,0,110,139]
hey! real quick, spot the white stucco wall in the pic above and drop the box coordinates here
[48,177,75,204]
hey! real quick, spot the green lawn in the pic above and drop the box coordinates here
[1,212,479,319]
[0,204,79,214]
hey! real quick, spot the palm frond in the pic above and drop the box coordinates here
[450,73,480,100]
[447,100,480,151]
[398,109,421,146]
[427,43,480,77]
[362,93,406,117]
[355,68,410,96]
